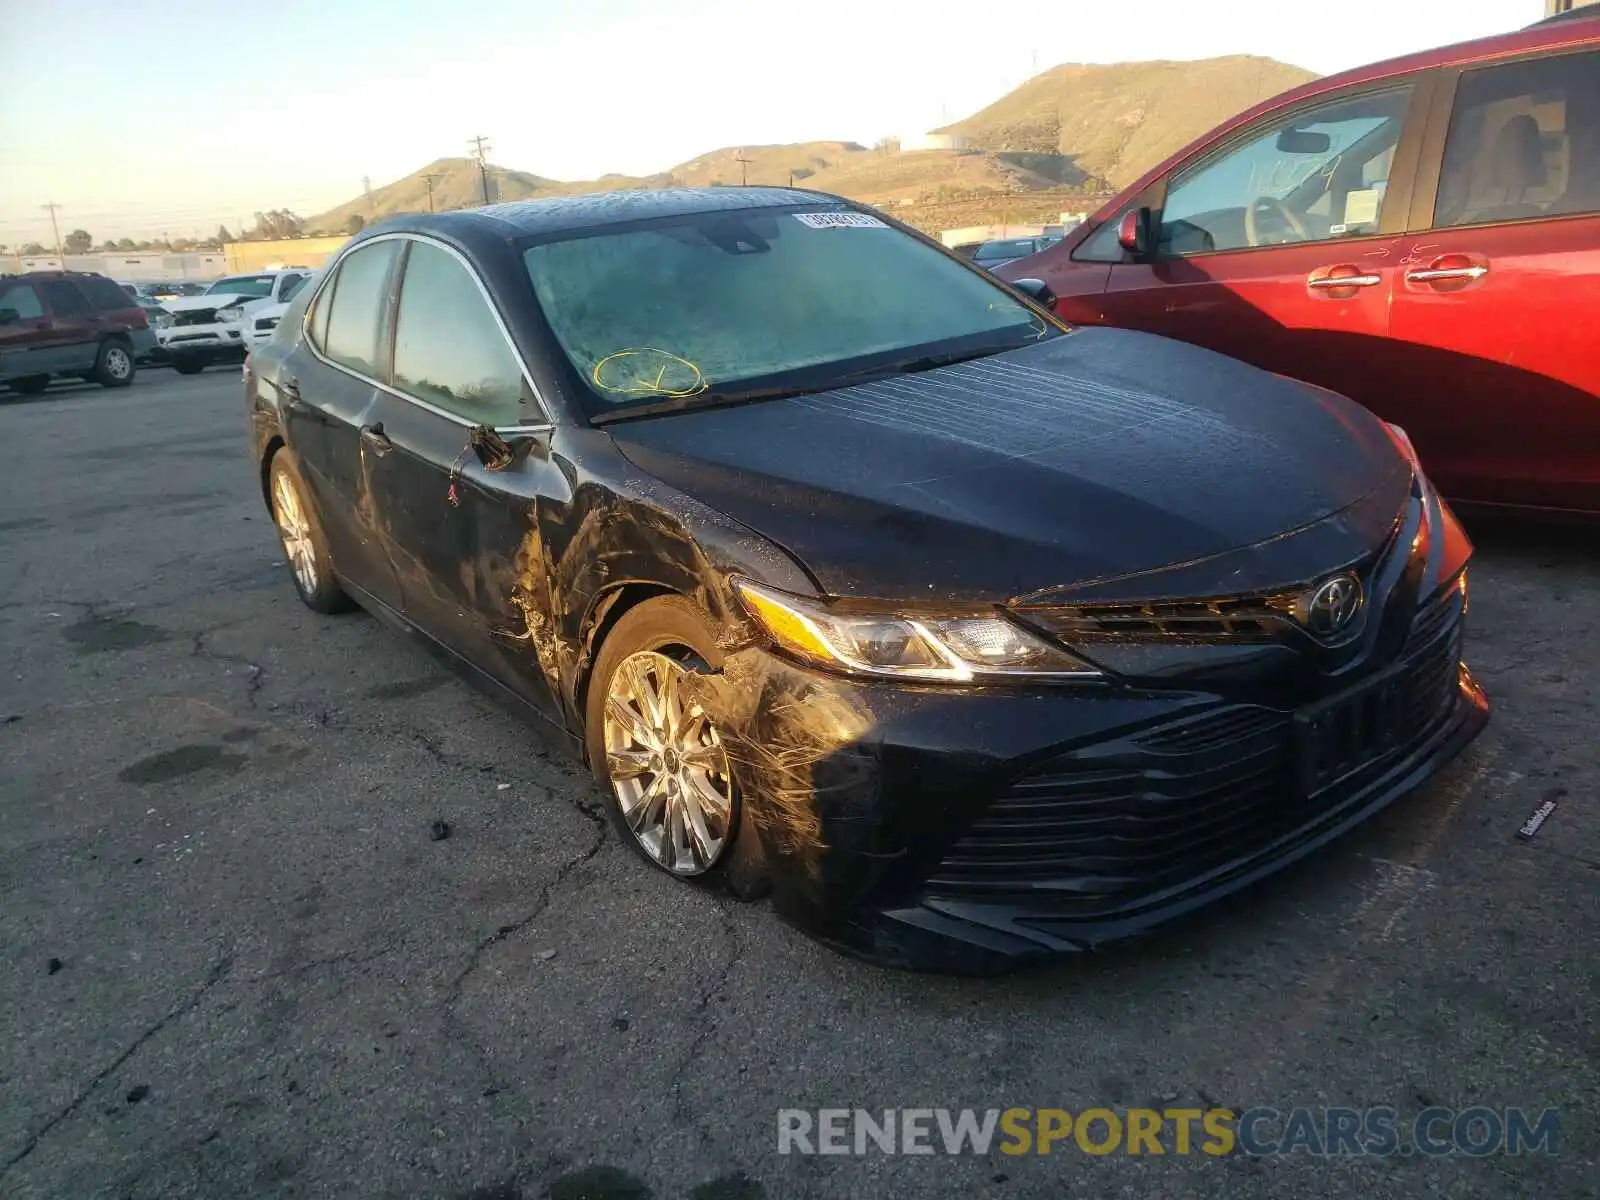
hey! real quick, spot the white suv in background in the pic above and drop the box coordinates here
[158,268,312,374]
[243,269,319,352]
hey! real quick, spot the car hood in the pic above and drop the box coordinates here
[607,328,1411,603]
[163,292,262,313]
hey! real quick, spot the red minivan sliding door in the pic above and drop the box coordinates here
[1095,80,1432,415]
[1386,48,1600,514]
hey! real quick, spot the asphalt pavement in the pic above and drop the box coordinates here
[1,370,1596,1199]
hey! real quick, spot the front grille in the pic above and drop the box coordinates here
[924,598,1466,921]
[172,308,217,326]
[1018,593,1299,644]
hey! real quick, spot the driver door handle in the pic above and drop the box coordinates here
[1308,270,1382,289]
[360,423,393,456]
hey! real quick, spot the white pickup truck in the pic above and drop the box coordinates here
[158,268,313,374]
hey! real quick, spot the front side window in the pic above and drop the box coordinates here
[281,274,312,304]
[320,242,399,376]
[523,206,1058,416]
[207,275,276,298]
[1435,50,1600,228]
[0,284,45,321]
[392,241,526,425]
[39,280,91,317]
[1159,86,1414,255]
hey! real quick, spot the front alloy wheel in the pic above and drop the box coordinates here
[603,649,735,875]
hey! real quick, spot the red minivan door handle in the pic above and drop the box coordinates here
[1307,264,1383,295]
[1405,254,1489,288]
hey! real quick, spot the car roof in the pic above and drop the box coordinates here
[365,186,847,242]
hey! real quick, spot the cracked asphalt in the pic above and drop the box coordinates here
[1,371,1596,1199]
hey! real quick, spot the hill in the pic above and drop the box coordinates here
[304,56,1317,233]
[308,157,564,232]
[938,56,1317,187]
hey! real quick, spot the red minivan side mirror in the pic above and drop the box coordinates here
[1117,207,1153,258]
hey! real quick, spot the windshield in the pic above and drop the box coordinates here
[523,207,1057,416]
[975,239,1037,260]
[206,275,275,298]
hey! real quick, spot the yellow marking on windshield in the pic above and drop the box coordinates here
[592,347,708,398]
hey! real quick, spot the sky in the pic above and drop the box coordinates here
[0,0,1535,245]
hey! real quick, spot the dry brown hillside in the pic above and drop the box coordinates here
[305,56,1316,233]
[940,56,1317,187]
[308,157,564,231]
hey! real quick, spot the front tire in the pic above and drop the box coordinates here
[585,597,744,881]
[171,355,207,375]
[93,339,136,387]
[267,449,351,614]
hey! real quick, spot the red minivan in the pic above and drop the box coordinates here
[1004,11,1600,517]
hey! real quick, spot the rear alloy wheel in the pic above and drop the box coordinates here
[603,649,736,875]
[93,340,135,387]
[268,450,351,614]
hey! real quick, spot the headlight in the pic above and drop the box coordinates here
[215,306,244,323]
[732,578,1100,681]
[151,311,173,328]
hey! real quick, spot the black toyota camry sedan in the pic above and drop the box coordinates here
[246,187,1488,973]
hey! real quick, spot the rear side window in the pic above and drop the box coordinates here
[319,242,399,376]
[392,241,526,425]
[78,276,136,310]
[39,280,91,318]
[1435,49,1600,228]
[0,283,44,321]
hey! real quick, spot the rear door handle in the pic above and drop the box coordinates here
[1405,264,1489,283]
[360,423,393,456]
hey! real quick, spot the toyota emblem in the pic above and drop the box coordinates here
[1303,573,1364,637]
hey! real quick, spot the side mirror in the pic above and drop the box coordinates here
[0,308,19,326]
[1010,278,1056,307]
[1117,208,1153,257]
[1276,128,1332,154]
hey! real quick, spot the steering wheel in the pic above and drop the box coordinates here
[1244,195,1310,247]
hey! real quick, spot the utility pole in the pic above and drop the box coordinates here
[735,149,753,186]
[469,135,492,205]
[422,173,442,213]
[363,175,374,215]
[41,201,64,262]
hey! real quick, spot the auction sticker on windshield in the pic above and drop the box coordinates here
[793,212,887,229]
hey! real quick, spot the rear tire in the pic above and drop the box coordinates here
[171,355,207,376]
[93,339,136,387]
[267,448,352,614]
[5,375,50,395]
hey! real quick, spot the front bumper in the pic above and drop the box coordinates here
[157,322,247,357]
[711,583,1487,974]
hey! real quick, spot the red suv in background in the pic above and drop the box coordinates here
[1004,12,1600,518]
[0,271,156,394]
